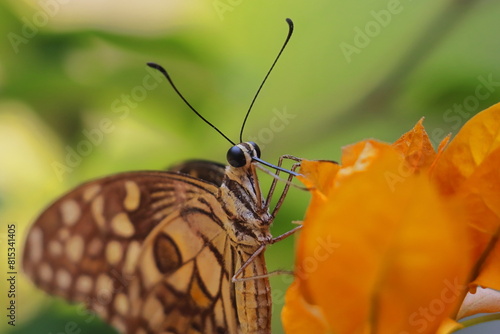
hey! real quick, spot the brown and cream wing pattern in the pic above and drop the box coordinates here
[22,169,245,333]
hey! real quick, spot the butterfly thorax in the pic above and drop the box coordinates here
[219,163,273,247]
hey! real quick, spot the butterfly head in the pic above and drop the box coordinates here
[226,142,261,168]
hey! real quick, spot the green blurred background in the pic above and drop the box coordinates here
[1,0,500,333]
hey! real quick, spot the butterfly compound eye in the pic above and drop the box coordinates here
[227,146,247,167]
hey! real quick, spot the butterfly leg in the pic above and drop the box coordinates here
[269,162,301,220]
[264,155,303,214]
[232,244,294,282]
[232,225,303,282]
[232,243,266,283]
[233,157,304,283]
[266,158,338,214]
[269,224,302,244]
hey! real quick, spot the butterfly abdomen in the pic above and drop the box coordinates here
[234,251,271,334]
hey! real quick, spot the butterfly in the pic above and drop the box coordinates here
[23,19,300,334]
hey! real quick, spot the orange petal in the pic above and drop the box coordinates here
[338,140,407,192]
[281,281,331,334]
[452,146,500,270]
[340,140,387,170]
[432,104,500,288]
[459,146,500,232]
[392,117,437,172]
[436,318,463,334]
[430,134,451,171]
[432,102,500,195]
[472,235,500,291]
[297,159,340,198]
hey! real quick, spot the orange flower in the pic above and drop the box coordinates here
[282,103,500,333]
[431,104,500,290]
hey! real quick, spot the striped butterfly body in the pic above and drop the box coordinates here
[23,142,289,334]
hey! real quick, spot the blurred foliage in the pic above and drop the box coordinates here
[1,0,500,333]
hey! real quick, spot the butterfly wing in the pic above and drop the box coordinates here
[124,208,239,333]
[168,160,226,186]
[23,169,239,333]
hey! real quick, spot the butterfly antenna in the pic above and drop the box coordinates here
[147,62,236,146]
[239,18,294,143]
